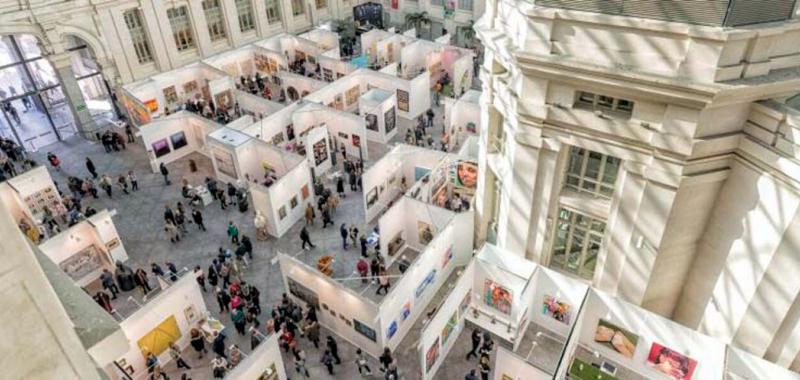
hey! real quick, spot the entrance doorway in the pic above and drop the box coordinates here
[65,36,117,127]
[0,34,76,151]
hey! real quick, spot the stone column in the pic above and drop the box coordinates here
[49,52,101,140]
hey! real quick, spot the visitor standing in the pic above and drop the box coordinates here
[194,266,207,292]
[85,157,97,178]
[227,221,239,244]
[191,208,206,231]
[190,328,207,358]
[169,342,192,370]
[340,223,349,249]
[211,331,227,358]
[304,319,320,349]
[376,269,391,295]
[355,348,373,376]
[100,269,119,299]
[466,328,482,360]
[128,170,138,191]
[292,347,310,377]
[321,350,335,375]
[379,347,394,372]
[304,203,315,225]
[159,162,170,185]
[465,369,479,380]
[46,152,60,171]
[326,335,342,364]
[336,176,345,197]
[100,174,113,197]
[479,354,491,380]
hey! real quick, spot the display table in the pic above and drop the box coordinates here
[199,317,225,343]
[196,187,214,207]
[317,256,334,276]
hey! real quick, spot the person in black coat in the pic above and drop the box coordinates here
[326,335,341,364]
[85,157,97,178]
[192,208,206,231]
[336,176,345,197]
[211,331,227,358]
[241,235,253,259]
[159,162,170,185]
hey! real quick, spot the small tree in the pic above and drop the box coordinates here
[461,20,476,48]
[405,11,432,39]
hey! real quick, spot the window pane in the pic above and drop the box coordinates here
[292,0,305,15]
[617,99,633,112]
[265,0,281,23]
[70,48,99,77]
[602,156,621,185]
[0,65,36,96]
[578,91,595,104]
[236,0,256,32]
[27,59,59,89]
[16,35,42,60]
[0,36,21,66]
[597,95,614,109]
[585,152,602,178]
[168,7,196,51]
[203,0,227,41]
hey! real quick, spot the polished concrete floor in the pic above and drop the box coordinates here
[28,103,495,379]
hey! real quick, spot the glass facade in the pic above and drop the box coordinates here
[550,208,605,280]
[564,146,621,199]
[66,36,116,125]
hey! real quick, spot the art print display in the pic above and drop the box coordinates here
[183,305,198,323]
[418,221,434,245]
[121,91,151,126]
[170,131,188,150]
[442,246,453,269]
[163,86,178,105]
[323,68,333,82]
[454,160,478,189]
[257,363,279,380]
[483,279,512,315]
[353,319,377,342]
[366,188,378,208]
[271,132,285,145]
[647,343,697,380]
[286,124,295,140]
[459,291,471,317]
[594,319,638,359]
[415,269,437,299]
[466,122,477,134]
[441,312,457,345]
[182,80,198,94]
[352,135,361,147]
[58,245,107,282]
[212,147,237,178]
[290,196,298,209]
[22,184,62,216]
[414,166,431,181]
[152,139,171,158]
[287,277,319,309]
[365,114,379,131]
[278,206,287,220]
[334,94,344,110]
[137,315,180,356]
[425,337,440,373]
[396,89,409,112]
[301,184,310,200]
[345,85,360,106]
[542,295,572,325]
[402,302,412,321]
[144,99,159,113]
[337,132,349,140]
[386,320,398,339]
[384,107,396,133]
[312,138,329,166]
[214,90,233,109]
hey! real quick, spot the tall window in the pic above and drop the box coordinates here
[202,0,227,42]
[316,0,327,9]
[564,147,621,199]
[236,0,256,32]
[291,0,305,16]
[458,0,473,10]
[265,0,281,23]
[550,208,605,281]
[167,7,195,51]
[575,91,634,117]
[123,9,154,63]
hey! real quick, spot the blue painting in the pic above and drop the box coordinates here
[414,167,431,181]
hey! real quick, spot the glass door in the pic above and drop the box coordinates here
[549,207,606,281]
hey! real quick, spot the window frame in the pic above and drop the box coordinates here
[265,0,281,23]
[123,8,154,64]
[291,0,305,16]
[202,0,228,42]
[235,0,257,33]
[167,6,196,52]
[549,207,605,281]
[563,147,621,200]
[575,91,635,117]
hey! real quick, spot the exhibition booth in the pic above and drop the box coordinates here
[376,196,457,267]
[359,88,398,143]
[224,333,287,380]
[208,127,313,238]
[359,29,414,68]
[138,111,218,172]
[255,33,324,69]
[361,144,448,222]
[275,71,327,101]
[202,44,287,78]
[298,28,340,52]
[107,273,219,380]
[400,39,474,96]
[277,206,474,358]
[406,153,478,212]
[443,89,481,150]
[39,210,129,288]
[0,165,64,233]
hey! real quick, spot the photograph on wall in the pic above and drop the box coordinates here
[290,196,298,209]
[647,342,697,380]
[313,138,329,166]
[384,107,396,134]
[454,160,478,189]
[152,139,171,158]
[163,86,178,105]
[418,221,434,245]
[425,337,440,373]
[301,184,310,200]
[386,320,398,339]
[542,295,572,325]
[121,91,151,126]
[352,135,361,147]
[287,277,320,310]
[396,89,409,112]
[170,131,188,150]
[365,114,379,132]
[214,90,233,109]
[353,319,377,342]
[182,80,198,94]
[459,291,471,317]
[414,166,431,181]
[366,188,378,208]
[402,302,411,321]
[441,312,458,345]
[442,246,453,269]
[278,206,287,220]
[415,269,437,299]
[58,245,107,282]
[323,68,333,82]
[483,279,512,315]
[346,85,360,106]
[144,99,159,113]
[271,132,285,145]
[212,147,237,178]
[594,319,639,359]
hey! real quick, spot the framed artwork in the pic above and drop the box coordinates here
[257,363,279,380]
[418,221,433,245]
[647,342,697,380]
[183,305,198,323]
[594,319,639,359]
[414,167,431,181]
[288,277,319,309]
[501,375,513,380]
[170,131,188,150]
[484,279,512,315]
[144,99,159,113]
[105,237,121,251]
[386,320,398,339]
[290,196,298,209]
[345,85,360,105]
[271,133,285,145]
[58,245,107,282]
[466,122,477,134]
[339,314,347,322]
[329,309,337,317]
[459,291,471,317]
[353,319,377,342]
[286,124,295,140]
[455,160,478,189]
[396,89,409,112]
[313,138,329,166]
[542,295,571,325]
[137,315,180,356]
[322,68,333,82]
[214,90,233,109]
[401,302,411,321]
[441,312,457,345]
[333,94,344,110]
[183,80,198,94]
[301,184,310,200]
[278,206,287,220]
[152,139,171,158]
[345,320,352,327]
[415,269,437,299]
[442,246,453,269]
[384,107,396,134]
[425,337,440,373]
[352,135,361,147]
[254,54,269,72]
[366,188,378,208]
[163,86,178,105]
[212,147,237,178]
[365,114,379,131]
[337,131,349,139]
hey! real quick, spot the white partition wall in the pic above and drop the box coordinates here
[377,197,457,266]
[0,165,63,226]
[38,218,119,287]
[359,88,398,144]
[493,347,553,380]
[140,112,217,172]
[224,333,287,380]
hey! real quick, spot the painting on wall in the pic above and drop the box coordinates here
[415,269,437,299]
[254,54,269,72]
[384,107,396,134]
[183,305,198,323]
[214,90,233,109]
[353,319,377,342]
[414,166,431,181]
[163,86,178,105]
[152,139,171,158]
[271,132,285,145]
[441,312,457,345]
[483,279,512,315]
[334,94,344,110]
[278,206,287,220]
[542,295,572,325]
[646,342,697,380]
[345,85,360,106]
[366,114,379,131]
[257,363,279,380]
[352,135,361,147]
[290,196,298,209]
[454,160,478,189]
[212,147,237,178]
[182,80,198,95]
[170,131,188,150]
[386,320,398,339]
[287,277,319,310]
[301,184,310,200]
[401,302,411,321]
[58,245,107,282]
[366,188,378,208]
[418,221,434,245]
[594,319,639,359]
[442,246,453,269]
[313,138,329,166]
[425,337,440,373]
[137,315,181,356]
[459,291,471,317]
[396,89,409,112]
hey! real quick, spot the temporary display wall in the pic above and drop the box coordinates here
[139,112,217,172]
[492,347,552,380]
[113,274,210,379]
[224,333,288,380]
[277,71,327,101]
[359,88,398,144]
[0,165,64,226]
[444,90,481,148]
[208,127,253,184]
[249,152,313,238]
[725,346,800,380]
[122,62,226,118]
[377,196,456,266]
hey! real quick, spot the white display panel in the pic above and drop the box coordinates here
[225,333,288,380]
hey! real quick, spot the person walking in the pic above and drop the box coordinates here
[357,259,369,284]
[164,204,176,225]
[479,354,491,380]
[336,176,345,197]
[211,355,227,379]
[300,226,315,250]
[159,162,170,185]
[85,157,97,178]
[360,234,368,257]
[216,287,231,313]
[169,342,191,370]
[100,174,113,197]
[376,269,391,295]
[117,175,129,194]
[128,170,138,191]
[370,258,380,284]
[466,328,482,360]
[165,220,180,243]
[227,221,239,244]
[189,328,207,359]
[292,347,310,377]
[321,350,335,375]
[304,319,320,349]
[46,152,60,171]
[355,348,372,376]
[465,369,479,380]
[231,307,246,335]
[100,269,119,299]
[191,208,206,231]
[125,122,136,143]
[340,223,349,249]
[350,225,359,247]
[326,335,342,364]
[304,203,315,225]
[135,268,151,295]
[379,347,394,372]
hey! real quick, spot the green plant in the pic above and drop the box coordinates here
[404,11,432,38]
[461,20,476,48]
